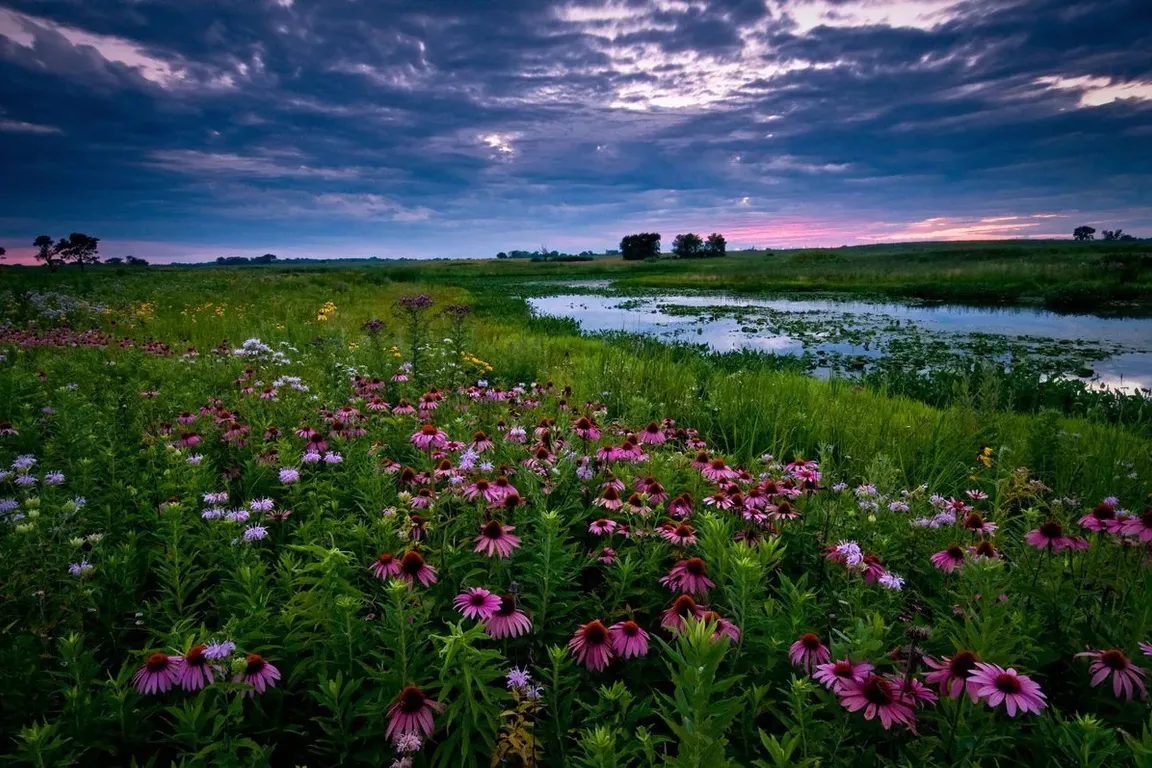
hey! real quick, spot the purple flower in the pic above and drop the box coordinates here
[225,509,251,523]
[14,474,36,487]
[323,452,343,464]
[279,467,300,484]
[69,559,94,577]
[302,451,321,464]
[43,471,65,485]
[203,491,229,505]
[507,667,531,689]
[187,454,204,465]
[249,498,275,512]
[244,525,268,541]
[11,455,36,471]
[203,640,236,660]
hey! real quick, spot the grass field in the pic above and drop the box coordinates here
[1,251,1151,766]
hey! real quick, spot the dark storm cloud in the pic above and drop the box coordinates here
[0,0,1150,260]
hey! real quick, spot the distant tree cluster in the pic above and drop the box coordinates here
[495,247,594,262]
[1074,225,1137,241]
[620,233,661,261]
[32,233,101,272]
[214,254,278,265]
[672,232,726,259]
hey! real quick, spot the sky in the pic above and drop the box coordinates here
[0,0,1150,263]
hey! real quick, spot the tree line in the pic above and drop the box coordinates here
[1073,226,1139,241]
[620,232,727,260]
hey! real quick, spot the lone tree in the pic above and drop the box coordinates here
[256,253,278,264]
[620,232,661,260]
[33,235,60,272]
[704,233,727,258]
[56,233,101,270]
[126,255,149,266]
[0,246,5,261]
[1073,226,1096,241]
[672,233,704,258]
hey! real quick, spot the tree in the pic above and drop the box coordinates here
[33,235,60,272]
[620,232,661,261]
[126,255,149,266]
[1102,229,1125,241]
[104,257,124,265]
[704,233,727,258]
[672,233,704,258]
[55,233,101,270]
[1073,226,1096,241]
[496,252,508,259]
[256,253,278,264]
[0,246,5,261]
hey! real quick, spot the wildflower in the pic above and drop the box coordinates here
[187,454,203,465]
[837,674,917,730]
[234,654,281,697]
[589,518,618,536]
[668,493,694,518]
[701,458,738,482]
[814,658,874,691]
[323,451,343,464]
[962,512,997,535]
[454,588,502,620]
[930,545,966,573]
[394,733,422,757]
[790,633,831,673]
[470,431,494,452]
[660,558,715,596]
[1076,649,1147,700]
[1141,642,1152,657]
[970,540,1000,559]
[1079,501,1123,533]
[243,525,268,542]
[1025,521,1089,551]
[204,640,236,660]
[878,572,905,591]
[594,487,623,510]
[572,416,601,441]
[623,493,651,516]
[397,551,437,587]
[475,520,521,558]
[661,595,706,631]
[829,540,864,568]
[68,559,94,577]
[507,667,531,689]
[385,686,443,744]
[658,522,697,546]
[924,650,981,702]
[638,421,666,444]
[967,663,1047,716]
[177,645,215,691]
[1123,508,1152,542]
[485,595,532,638]
[301,451,321,464]
[597,547,617,564]
[568,620,614,671]
[249,498,275,512]
[43,471,65,485]
[279,468,300,484]
[410,424,448,451]
[702,610,741,643]
[608,621,650,658]
[133,653,182,695]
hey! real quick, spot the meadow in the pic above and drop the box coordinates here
[1,256,1151,767]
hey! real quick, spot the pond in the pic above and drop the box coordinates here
[526,291,1152,394]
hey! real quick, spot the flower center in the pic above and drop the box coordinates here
[674,524,694,537]
[582,621,609,645]
[645,422,660,434]
[620,621,640,636]
[994,673,1021,694]
[1101,649,1129,670]
[709,459,727,470]
[964,513,985,529]
[800,633,821,650]
[1091,503,1115,520]
[469,592,489,606]
[186,645,207,666]
[378,553,394,564]
[946,545,964,559]
[400,551,426,575]
[399,686,426,713]
[244,654,265,675]
[861,676,894,705]
[1039,521,1063,539]
[834,661,854,677]
[975,541,997,557]
[145,653,170,672]
[672,595,697,616]
[685,558,707,575]
[602,487,619,500]
[473,431,487,442]
[496,595,517,616]
[483,520,504,539]
[949,650,978,677]
[420,424,438,436]
[1142,509,1152,527]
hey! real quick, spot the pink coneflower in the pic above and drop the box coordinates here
[397,551,437,587]
[789,633,831,673]
[1079,501,1123,533]
[669,493,694,519]
[598,547,617,564]
[594,486,623,510]
[660,558,715,595]
[661,594,706,631]
[837,674,917,730]
[967,663,1047,716]
[1025,521,1089,551]
[608,621,650,658]
[491,475,518,499]
[769,500,800,520]
[638,421,666,444]
[1076,649,1147,700]
[454,587,502,620]
[690,451,711,470]
[175,431,202,448]
[895,676,938,707]
[369,552,401,580]
[1123,508,1152,542]
[234,654,280,697]
[924,650,981,702]
[475,520,521,558]
[177,645,215,691]
[623,493,651,517]
[658,522,697,546]
[814,658,874,691]
[930,545,966,574]
[392,398,416,414]
[589,518,618,536]
[386,686,443,743]
[470,431,494,452]
[601,475,626,492]
[411,424,448,451]
[569,620,614,671]
[464,478,498,504]
[701,458,737,483]
[970,540,1000,560]
[861,555,887,584]
[133,653,182,695]
[701,611,741,643]
[485,595,532,638]
[962,511,998,536]
[572,416,601,441]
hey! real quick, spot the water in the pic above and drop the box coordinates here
[527,292,1152,393]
